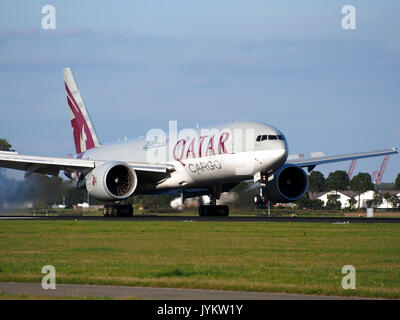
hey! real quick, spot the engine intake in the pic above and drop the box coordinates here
[264,164,308,203]
[86,162,137,201]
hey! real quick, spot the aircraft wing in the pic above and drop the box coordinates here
[0,151,172,176]
[287,148,398,171]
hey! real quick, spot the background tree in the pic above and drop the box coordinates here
[325,170,349,195]
[0,138,12,151]
[372,191,383,208]
[389,195,400,209]
[347,197,357,211]
[296,194,324,209]
[395,173,400,190]
[326,194,341,210]
[349,172,374,208]
[0,138,13,202]
[382,192,392,209]
[308,171,325,194]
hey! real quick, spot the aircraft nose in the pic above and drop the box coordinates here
[277,143,288,167]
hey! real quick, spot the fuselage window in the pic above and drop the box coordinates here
[261,135,268,141]
[256,135,261,142]
[268,135,278,140]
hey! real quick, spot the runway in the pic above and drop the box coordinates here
[0,282,365,300]
[0,215,400,223]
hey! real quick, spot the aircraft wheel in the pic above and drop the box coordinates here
[254,194,262,205]
[198,205,229,217]
[126,205,133,217]
[108,206,117,217]
[221,205,229,216]
[215,205,225,216]
[103,206,109,217]
[111,204,133,217]
[120,205,133,217]
[198,205,205,216]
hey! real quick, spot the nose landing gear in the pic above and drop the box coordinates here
[253,188,268,209]
[253,172,273,215]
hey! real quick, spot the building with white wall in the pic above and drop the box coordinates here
[316,190,400,209]
[317,191,357,209]
[357,190,400,209]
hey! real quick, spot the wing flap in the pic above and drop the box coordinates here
[0,152,97,175]
[0,151,173,176]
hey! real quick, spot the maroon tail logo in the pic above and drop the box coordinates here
[65,82,96,154]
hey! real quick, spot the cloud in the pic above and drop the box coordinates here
[0,25,180,71]
[0,26,177,43]
[0,26,92,40]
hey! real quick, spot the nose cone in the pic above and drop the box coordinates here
[268,130,288,166]
[252,122,289,171]
[276,141,288,168]
[274,130,288,164]
[256,141,288,173]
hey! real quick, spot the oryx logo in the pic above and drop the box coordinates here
[92,175,97,186]
[65,83,96,154]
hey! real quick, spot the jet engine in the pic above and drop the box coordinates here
[264,164,308,203]
[85,162,137,201]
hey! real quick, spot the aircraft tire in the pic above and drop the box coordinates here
[113,204,133,217]
[198,205,205,216]
[221,205,229,216]
[103,206,109,217]
[254,194,262,205]
[127,205,133,217]
[198,205,229,217]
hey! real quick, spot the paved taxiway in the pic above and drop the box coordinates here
[0,282,367,300]
[0,215,399,223]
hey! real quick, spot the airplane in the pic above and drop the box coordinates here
[0,68,397,217]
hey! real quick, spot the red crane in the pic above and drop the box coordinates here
[348,159,357,179]
[371,155,390,184]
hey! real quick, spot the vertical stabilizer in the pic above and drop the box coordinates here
[63,68,101,154]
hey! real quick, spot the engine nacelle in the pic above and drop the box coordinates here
[86,162,137,201]
[264,164,308,203]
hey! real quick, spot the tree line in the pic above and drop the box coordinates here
[0,139,89,208]
[1,138,400,210]
[299,170,400,210]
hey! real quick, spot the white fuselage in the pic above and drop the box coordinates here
[72,121,288,193]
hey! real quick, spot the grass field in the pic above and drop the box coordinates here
[0,220,399,299]
[3,207,400,218]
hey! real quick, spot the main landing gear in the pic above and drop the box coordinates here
[103,204,133,217]
[198,204,229,216]
[253,172,270,209]
[253,190,268,208]
[198,187,230,217]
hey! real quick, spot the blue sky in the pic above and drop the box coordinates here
[0,1,399,181]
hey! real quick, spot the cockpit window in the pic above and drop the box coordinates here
[257,134,285,141]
